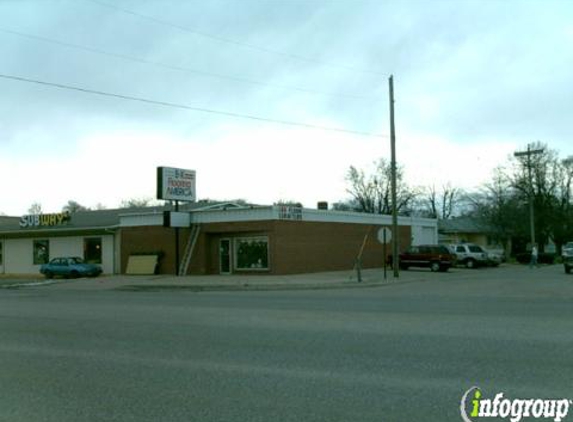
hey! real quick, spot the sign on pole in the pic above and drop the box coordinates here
[377,227,392,244]
[157,167,196,202]
[378,227,392,280]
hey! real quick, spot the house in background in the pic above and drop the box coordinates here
[438,217,504,250]
[439,216,564,257]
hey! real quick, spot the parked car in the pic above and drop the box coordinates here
[448,243,499,268]
[563,242,573,274]
[485,247,506,263]
[392,244,455,272]
[562,242,573,259]
[40,257,102,279]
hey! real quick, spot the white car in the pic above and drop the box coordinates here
[485,248,505,264]
[563,242,573,274]
[448,243,500,268]
[562,242,573,258]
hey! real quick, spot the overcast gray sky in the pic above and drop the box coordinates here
[1,0,572,215]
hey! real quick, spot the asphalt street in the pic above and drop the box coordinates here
[1,265,573,422]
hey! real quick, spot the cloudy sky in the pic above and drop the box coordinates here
[0,0,572,215]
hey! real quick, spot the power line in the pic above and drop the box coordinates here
[84,0,385,76]
[0,27,375,101]
[0,73,386,138]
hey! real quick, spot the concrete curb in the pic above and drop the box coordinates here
[114,277,426,293]
[0,279,65,289]
[0,269,430,293]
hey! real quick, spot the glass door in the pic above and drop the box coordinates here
[219,239,231,274]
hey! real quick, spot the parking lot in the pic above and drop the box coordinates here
[2,261,569,292]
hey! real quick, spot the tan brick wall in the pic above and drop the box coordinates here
[121,220,412,275]
[120,226,187,274]
[271,221,411,274]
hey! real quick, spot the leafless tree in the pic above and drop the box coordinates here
[120,198,155,209]
[62,200,89,213]
[346,158,417,215]
[470,143,573,254]
[27,202,43,215]
[422,184,462,219]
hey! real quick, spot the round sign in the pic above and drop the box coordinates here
[377,227,392,244]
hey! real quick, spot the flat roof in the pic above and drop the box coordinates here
[0,205,437,238]
[0,202,235,235]
[121,206,438,228]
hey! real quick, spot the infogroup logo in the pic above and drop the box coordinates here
[460,386,572,422]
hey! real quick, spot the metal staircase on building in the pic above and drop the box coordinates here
[178,224,201,276]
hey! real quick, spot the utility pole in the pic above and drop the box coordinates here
[514,144,544,249]
[389,75,399,278]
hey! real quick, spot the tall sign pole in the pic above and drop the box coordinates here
[389,75,399,278]
[175,200,180,275]
[157,166,196,276]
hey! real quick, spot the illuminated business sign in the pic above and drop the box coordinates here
[20,212,71,228]
[157,167,196,202]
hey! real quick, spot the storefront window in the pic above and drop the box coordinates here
[234,237,269,270]
[84,238,102,264]
[33,240,49,265]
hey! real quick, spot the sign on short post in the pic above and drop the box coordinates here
[377,228,392,280]
[377,227,392,244]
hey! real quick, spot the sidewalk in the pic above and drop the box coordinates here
[41,267,428,292]
[5,263,548,292]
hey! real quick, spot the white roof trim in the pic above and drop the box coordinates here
[119,205,437,228]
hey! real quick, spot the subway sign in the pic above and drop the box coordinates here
[20,212,71,228]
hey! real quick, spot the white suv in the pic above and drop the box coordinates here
[449,243,499,268]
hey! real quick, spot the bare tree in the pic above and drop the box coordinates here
[62,200,89,213]
[422,184,462,219]
[346,165,376,213]
[345,158,417,215]
[547,155,573,251]
[332,199,361,212]
[274,199,303,208]
[467,167,518,253]
[27,202,43,215]
[510,143,569,251]
[470,144,573,254]
[120,197,156,208]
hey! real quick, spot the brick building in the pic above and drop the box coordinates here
[0,205,438,276]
